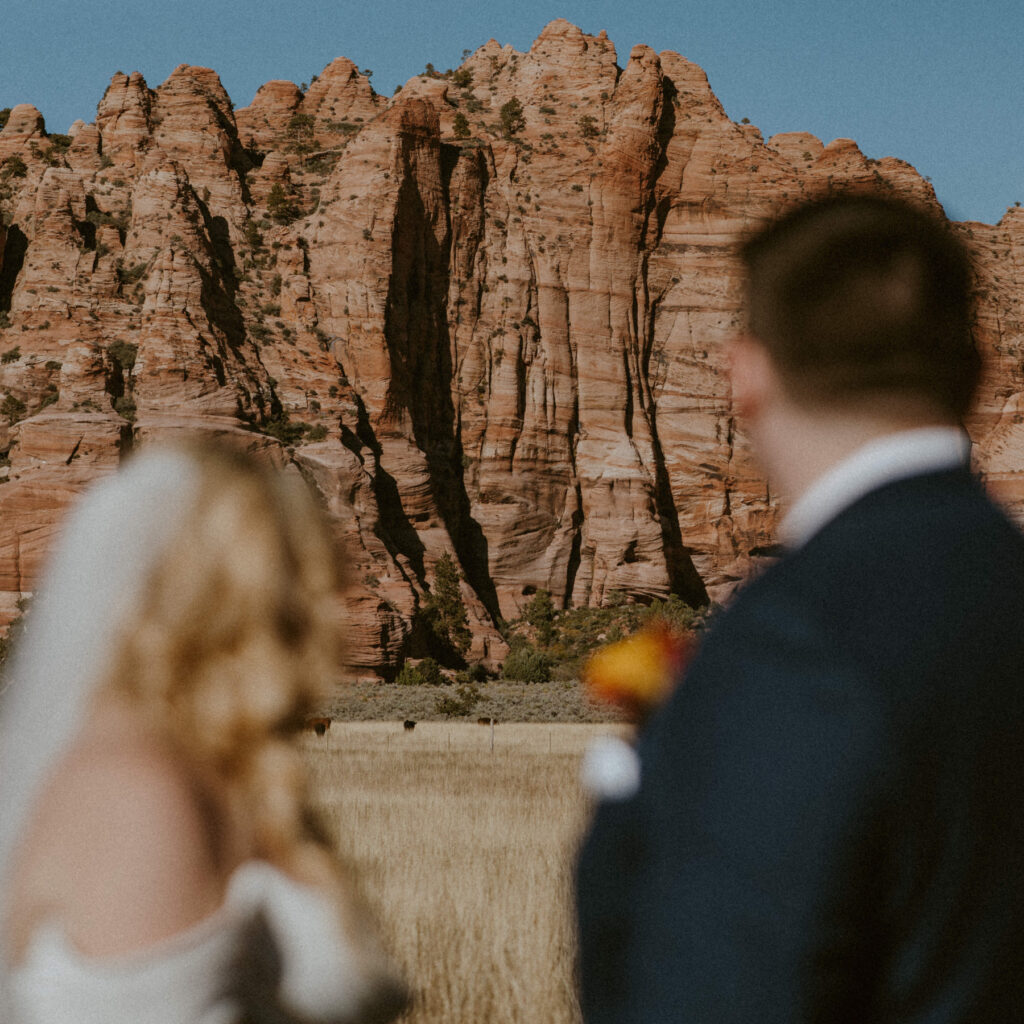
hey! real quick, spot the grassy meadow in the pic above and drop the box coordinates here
[300,721,630,1024]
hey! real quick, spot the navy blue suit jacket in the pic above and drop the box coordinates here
[577,469,1024,1022]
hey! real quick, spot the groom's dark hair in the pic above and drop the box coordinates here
[741,194,980,419]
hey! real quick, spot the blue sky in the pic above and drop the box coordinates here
[1,0,1020,224]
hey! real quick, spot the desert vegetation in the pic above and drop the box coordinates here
[395,582,707,696]
[328,677,625,724]
[302,721,626,1024]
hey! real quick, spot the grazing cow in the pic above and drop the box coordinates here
[403,720,416,732]
[477,717,494,726]
[304,717,331,737]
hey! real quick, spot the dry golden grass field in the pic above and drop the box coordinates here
[300,721,630,1024]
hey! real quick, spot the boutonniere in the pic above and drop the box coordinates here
[583,622,692,724]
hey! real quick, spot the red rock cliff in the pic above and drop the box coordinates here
[2,21,1022,676]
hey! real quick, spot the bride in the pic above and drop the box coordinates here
[0,443,407,1024]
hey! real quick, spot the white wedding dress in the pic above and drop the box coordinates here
[0,451,403,1024]
[7,860,389,1024]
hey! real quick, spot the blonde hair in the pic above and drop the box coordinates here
[102,443,343,873]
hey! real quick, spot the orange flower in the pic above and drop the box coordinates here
[583,622,690,718]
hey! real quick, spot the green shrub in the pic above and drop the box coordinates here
[116,260,148,285]
[525,589,556,646]
[2,394,27,423]
[499,98,525,137]
[641,593,699,633]
[260,411,309,445]
[1,346,21,364]
[106,340,138,371]
[434,682,481,717]
[286,112,315,152]
[578,114,599,139]
[35,388,58,413]
[243,219,262,249]
[113,395,136,421]
[0,155,27,180]
[456,662,488,684]
[396,656,446,687]
[267,183,301,224]
[452,112,471,139]
[87,207,131,233]
[501,641,552,683]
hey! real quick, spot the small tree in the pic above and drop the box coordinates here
[267,183,301,224]
[396,656,446,686]
[577,114,599,139]
[499,98,525,137]
[452,112,471,140]
[1,155,28,180]
[2,394,27,424]
[423,552,472,659]
[287,112,315,153]
[501,640,552,683]
[525,589,556,646]
[106,339,138,372]
[434,683,481,717]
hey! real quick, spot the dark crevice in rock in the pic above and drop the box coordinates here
[650,420,708,606]
[0,225,28,312]
[196,205,246,353]
[64,436,83,466]
[352,390,426,586]
[384,128,500,623]
[622,343,635,439]
[563,482,585,607]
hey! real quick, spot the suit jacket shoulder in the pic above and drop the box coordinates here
[578,470,1024,1023]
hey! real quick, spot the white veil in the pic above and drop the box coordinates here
[0,449,202,1005]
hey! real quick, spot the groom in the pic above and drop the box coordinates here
[576,195,1024,1021]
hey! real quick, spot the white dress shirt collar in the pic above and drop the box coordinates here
[779,426,971,550]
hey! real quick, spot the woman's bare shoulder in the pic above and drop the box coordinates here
[12,729,229,957]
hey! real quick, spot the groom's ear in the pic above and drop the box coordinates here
[727,334,780,422]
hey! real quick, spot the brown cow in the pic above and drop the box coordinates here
[304,717,331,737]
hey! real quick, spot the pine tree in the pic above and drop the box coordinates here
[525,589,556,647]
[499,98,525,137]
[425,552,471,658]
[267,183,300,224]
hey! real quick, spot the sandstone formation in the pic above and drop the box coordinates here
[2,20,1023,676]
